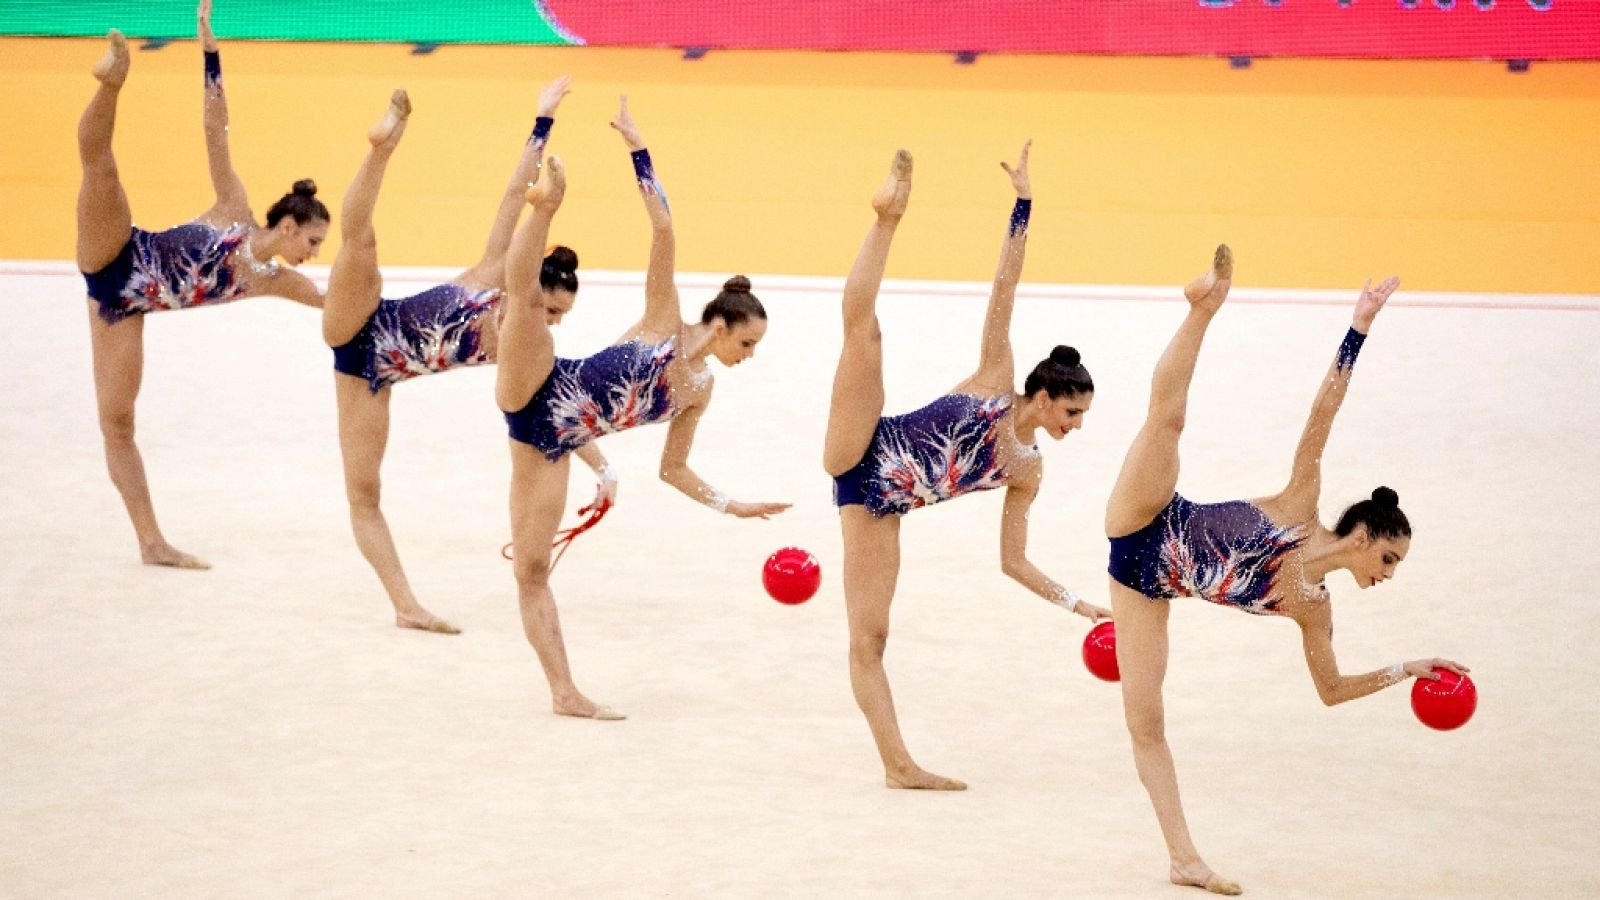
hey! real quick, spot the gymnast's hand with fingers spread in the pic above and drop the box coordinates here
[610,94,646,151]
[537,75,572,119]
[197,0,219,52]
[999,138,1032,199]
[1404,658,1470,680]
[726,500,792,520]
[1353,275,1399,333]
[1073,598,1112,624]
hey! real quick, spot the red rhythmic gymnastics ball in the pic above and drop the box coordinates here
[762,547,820,605]
[1082,620,1119,682]
[1411,668,1477,731]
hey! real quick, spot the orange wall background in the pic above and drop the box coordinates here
[3,37,1597,293]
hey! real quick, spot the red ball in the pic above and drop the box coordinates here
[1082,621,1120,682]
[1410,668,1477,731]
[762,547,821,605]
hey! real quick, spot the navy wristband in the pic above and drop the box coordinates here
[1336,327,1366,372]
[531,116,553,144]
[203,50,222,87]
[1009,198,1032,237]
[630,148,654,181]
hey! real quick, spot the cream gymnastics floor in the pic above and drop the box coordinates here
[1,262,1597,897]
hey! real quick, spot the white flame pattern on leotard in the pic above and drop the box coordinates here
[117,223,250,316]
[1154,507,1304,614]
[365,285,501,391]
[867,394,1010,515]
[544,338,677,449]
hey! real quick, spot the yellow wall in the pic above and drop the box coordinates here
[4,36,1597,292]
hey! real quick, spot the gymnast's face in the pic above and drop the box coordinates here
[709,316,767,367]
[1353,530,1409,589]
[274,217,327,265]
[543,288,576,325]
[1037,390,1092,440]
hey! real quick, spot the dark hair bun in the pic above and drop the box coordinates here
[544,245,579,274]
[722,275,752,294]
[1335,485,1411,540]
[291,179,318,198]
[1050,345,1082,368]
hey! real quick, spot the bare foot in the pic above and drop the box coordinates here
[1211,242,1233,281]
[93,29,130,87]
[367,89,411,148]
[885,765,967,791]
[525,155,566,206]
[1183,243,1233,309]
[871,149,913,219]
[396,610,460,635]
[1171,862,1243,896]
[554,694,625,721]
[140,541,211,570]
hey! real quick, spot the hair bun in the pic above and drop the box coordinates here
[1050,345,1081,368]
[543,245,579,274]
[291,179,318,198]
[1371,486,1399,508]
[722,275,752,295]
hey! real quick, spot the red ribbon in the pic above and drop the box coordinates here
[501,495,613,571]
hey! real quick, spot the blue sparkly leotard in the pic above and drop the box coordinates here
[332,284,502,393]
[505,337,678,462]
[1109,326,1373,615]
[1109,495,1306,615]
[81,222,253,324]
[834,393,1015,517]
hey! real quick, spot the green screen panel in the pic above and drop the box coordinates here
[0,0,575,44]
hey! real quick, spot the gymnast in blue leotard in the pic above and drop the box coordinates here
[320,80,617,635]
[75,4,327,570]
[495,98,789,721]
[822,145,1111,792]
[1108,494,1307,616]
[1101,247,1470,895]
[330,282,502,394]
[505,334,678,460]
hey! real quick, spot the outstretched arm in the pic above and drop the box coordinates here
[477,76,570,272]
[999,467,1111,622]
[611,96,681,336]
[197,0,249,218]
[658,398,791,519]
[269,269,324,308]
[973,141,1033,391]
[495,159,566,412]
[1297,603,1469,706]
[1284,276,1399,500]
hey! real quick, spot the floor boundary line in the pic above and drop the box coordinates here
[7,260,1595,312]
